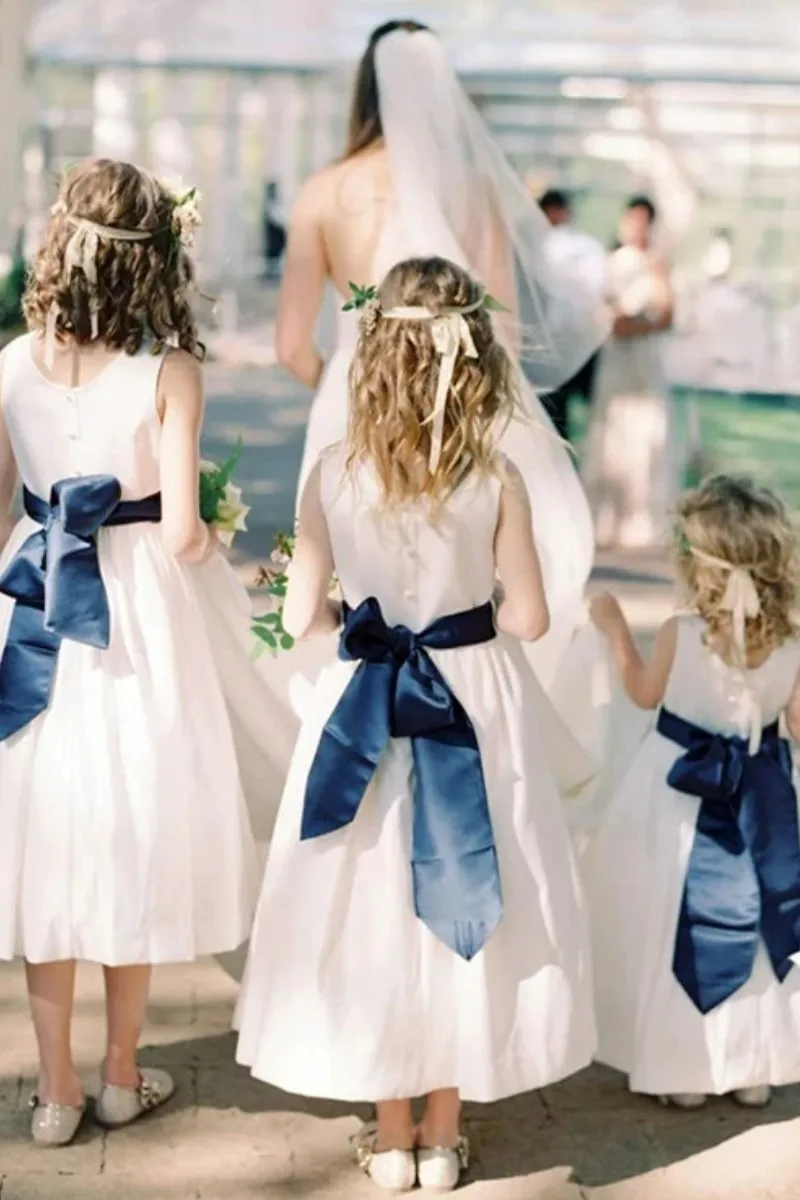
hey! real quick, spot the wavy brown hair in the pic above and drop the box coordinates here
[347,256,519,507]
[676,474,800,661]
[345,20,428,158]
[24,158,203,359]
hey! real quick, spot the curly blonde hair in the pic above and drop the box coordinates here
[347,256,519,506]
[24,158,203,359]
[676,474,800,659]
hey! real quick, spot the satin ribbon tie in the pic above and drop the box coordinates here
[0,475,162,741]
[383,300,482,473]
[658,707,800,1014]
[301,596,502,960]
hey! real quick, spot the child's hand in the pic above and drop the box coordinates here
[589,592,625,636]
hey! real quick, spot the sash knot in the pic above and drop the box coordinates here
[658,707,800,1013]
[0,475,161,741]
[301,596,502,961]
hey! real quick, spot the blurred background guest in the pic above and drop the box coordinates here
[538,188,606,441]
[261,180,287,281]
[582,195,677,549]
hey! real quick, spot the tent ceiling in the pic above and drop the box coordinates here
[29,0,800,80]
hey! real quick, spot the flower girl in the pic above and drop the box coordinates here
[236,256,596,1192]
[0,158,282,1146]
[587,474,800,1108]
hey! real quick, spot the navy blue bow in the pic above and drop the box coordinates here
[0,476,161,741]
[658,707,800,1014]
[302,596,502,960]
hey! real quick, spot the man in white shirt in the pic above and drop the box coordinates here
[539,189,607,440]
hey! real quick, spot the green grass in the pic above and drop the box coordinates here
[571,392,800,511]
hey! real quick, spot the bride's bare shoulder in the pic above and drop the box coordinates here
[291,164,340,219]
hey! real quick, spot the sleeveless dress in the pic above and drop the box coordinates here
[235,447,596,1103]
[0,335,286,966]
[260,223,597,816]
[299,208,596,692]
[585,615,800,1095]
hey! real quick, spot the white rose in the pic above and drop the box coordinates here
[213,481,250,548]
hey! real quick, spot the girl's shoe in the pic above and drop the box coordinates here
[94,1068,175,1128]
[417,1137,469,1192]
[658,1093,708,1110]
[355,1137,417,1192]
[29,1095,86,1147]
[733,1085,771,1108]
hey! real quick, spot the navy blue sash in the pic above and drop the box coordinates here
[302,596,502,961]
[0,475,161,741]
[658,707,800,1013]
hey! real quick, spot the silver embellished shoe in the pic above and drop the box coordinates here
[417,1137,469,1192]
[354,1133,417,1192]
[29,1094,86,1147]
[94,1068,175,1129]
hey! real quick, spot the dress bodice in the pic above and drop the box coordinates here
[1,334,163,500]
[320,444,499,630]
[663,615,800,737]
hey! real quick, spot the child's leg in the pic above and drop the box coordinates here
[417,1087,461,1147]
[25,959,83,1106]
[102,965,151,1086]
[375,1099,415,1151]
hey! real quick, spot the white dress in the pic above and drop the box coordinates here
[585,615,800,1096]
[582,251,680,550]
[0,335,286,966]
[235,447,596,1103]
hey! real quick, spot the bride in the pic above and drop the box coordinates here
[218,21,608,982]
[275,20,608,689]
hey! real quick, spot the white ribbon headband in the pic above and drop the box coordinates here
[688,542,763,752]
[44,215,156,369]
[382,296,484,473]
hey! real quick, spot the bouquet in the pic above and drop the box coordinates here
[199,439,250,548]
[251,533,296,657]
[251,533,340,657]
[608,245,655,318]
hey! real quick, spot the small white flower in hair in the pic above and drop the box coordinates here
[171,188,202,248]
[359,297,381,336]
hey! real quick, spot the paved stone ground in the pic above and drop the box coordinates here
[4,332,799,1199]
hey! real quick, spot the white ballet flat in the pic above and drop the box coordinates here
[29,1095,86,1147]
[417,1138,469,1192]
[355,1138,417,1192]
[658,1093,708,1110]
[94,1067,175,1128]
[733,1085,771,1108]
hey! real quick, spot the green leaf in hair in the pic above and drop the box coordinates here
[483,293,510,313]
[342,283,378,312]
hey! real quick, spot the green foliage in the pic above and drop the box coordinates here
[198,438,242,523]
[251,532,296,657]
[0,256,26,331]
[342,282,378,312]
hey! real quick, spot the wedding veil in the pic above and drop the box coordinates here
[375,29,609,393]
[374,29,605,681]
